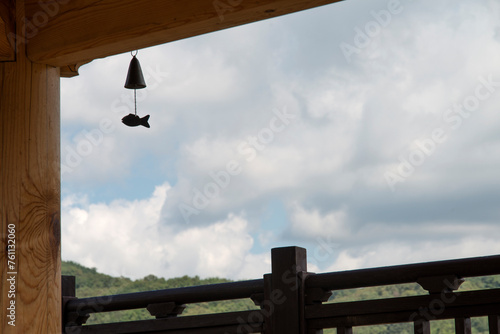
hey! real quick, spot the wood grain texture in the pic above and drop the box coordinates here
[25,0,343,68]
[1,1,61,333]
[0,0,15,60]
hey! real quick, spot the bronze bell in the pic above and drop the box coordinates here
[124,55,146,89]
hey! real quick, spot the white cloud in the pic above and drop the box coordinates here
[325,236,500,273]
[161,214,268,279]
[62,184,170,277]
[288,204,350,240]
[60,0,500,281]
[62,184,268,279]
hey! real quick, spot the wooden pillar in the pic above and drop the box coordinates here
[1,1,61,333]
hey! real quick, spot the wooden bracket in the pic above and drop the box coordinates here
[64,308,90,326]
[250,292,265,307]
[417,275,465,294]
[62,296,90,334]
[305,287,332,305]
[301,272,332,305]
[60,61,91,78]
[146,302,186,319]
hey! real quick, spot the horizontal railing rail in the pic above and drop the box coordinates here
[65,278,264,314]
[306,288,500,329]
[306,253,500,291]
[62,246,500,334]
[74,310,264,334]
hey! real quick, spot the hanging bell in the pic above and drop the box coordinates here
[124,54,147,89]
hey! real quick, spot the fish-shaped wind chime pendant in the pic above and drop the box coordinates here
[122,51,150,128]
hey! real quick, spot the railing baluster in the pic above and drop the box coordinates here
[455,317,472,334]
[337,326,353,334]
[490,315,500,334]
[414,320,431,334]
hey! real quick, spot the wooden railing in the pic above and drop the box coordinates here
[62,246,500,334]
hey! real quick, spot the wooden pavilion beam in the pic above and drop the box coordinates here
[25,0,342,70]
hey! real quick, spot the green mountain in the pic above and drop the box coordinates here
[61,261,258,324]
[62,261,500,333]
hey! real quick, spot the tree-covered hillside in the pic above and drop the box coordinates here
[62,261,500,333]
[61,261,258,324]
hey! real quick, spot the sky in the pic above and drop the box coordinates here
[60,0,500,280]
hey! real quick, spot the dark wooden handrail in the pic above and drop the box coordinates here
[65,278,264,314]
[306,254,500,291]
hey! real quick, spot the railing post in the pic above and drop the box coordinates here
[62,275,89,333]
[61,276,76,334]
[269,246,307,334]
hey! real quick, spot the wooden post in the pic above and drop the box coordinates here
[270,246,307,334]
[62,276,76,299]
[1,1,61,333]
[62,276,76,333]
